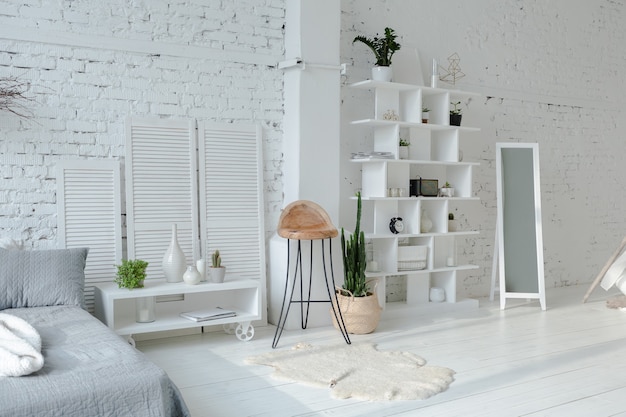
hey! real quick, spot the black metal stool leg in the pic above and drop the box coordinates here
[272,240,300,348]
[302,240,314,329]
[273,237,351,348]
[323,238,351,345]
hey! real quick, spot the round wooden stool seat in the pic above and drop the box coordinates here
[277,200,338,240]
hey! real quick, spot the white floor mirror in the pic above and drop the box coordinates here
[494,142,546,310]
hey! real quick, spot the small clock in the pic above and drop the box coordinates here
[389,217,404,234]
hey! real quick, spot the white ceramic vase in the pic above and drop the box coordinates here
[196,259,206,282]
[162,224,186,283]
[371,66,392,82]
[183,265,201,285]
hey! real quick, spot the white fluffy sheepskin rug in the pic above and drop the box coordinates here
[246,342,455,401]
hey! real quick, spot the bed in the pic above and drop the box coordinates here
[0,247,190,417]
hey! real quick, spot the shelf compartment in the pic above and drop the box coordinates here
[420,199,448,234]
[430,129,460,162]
[405,273,430,304]
[397,245,428,271]
[373,124,400,155]
[431,271,457,303]
[399,89,422,123]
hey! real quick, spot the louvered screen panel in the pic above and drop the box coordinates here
[57,160,122,312]
[126,118,199,280]
[198,123,266,282]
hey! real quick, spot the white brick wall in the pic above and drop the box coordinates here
[4,0,625,299]
[341,0,626,298]
[0,0,285,248]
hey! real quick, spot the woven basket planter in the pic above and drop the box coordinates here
[331,288,382,335]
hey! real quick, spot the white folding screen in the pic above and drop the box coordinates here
[57,160,123,312]
[198,122,266,280]
[125,117,199,280]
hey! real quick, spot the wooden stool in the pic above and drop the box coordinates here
[272,200,351,348]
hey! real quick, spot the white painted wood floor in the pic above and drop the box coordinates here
[137,285,626,417]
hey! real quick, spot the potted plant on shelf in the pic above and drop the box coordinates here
[353,27,401,82]
[332,192,382,334]
[421,107,430,124]
[399,138,410,159]
[209,249,226,283]
[440,181,454,197]
[114,259,149,289]
[448,212,457,232]
[450,101,462,126]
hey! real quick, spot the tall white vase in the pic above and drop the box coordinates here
[162,224,185,283]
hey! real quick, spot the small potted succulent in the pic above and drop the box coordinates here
[114,259,149,289]
[399,138,410,160]
[448,212,457,232]
[450,101,462,126]
[353,27,401,82]
[209,249,226,283]
[421,107,430,124]
[440,181,454,198]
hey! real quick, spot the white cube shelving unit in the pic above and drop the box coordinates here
[348,80,481,315]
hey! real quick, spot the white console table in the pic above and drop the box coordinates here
[94,278,261,343]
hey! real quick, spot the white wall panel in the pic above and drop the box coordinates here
[125,117,199,280]
[57,160,123,312]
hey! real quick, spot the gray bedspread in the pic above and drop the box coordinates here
[0,306,190,417]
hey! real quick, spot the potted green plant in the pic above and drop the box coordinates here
[450,101,462,126]
[353,27,401,82]
[399,138,410,159]
[114,259,149,289]
[440,181,454,197]
[421,107,430,124]
[209,249,226,283]
[332,192,381,334]
[448,212,457,232]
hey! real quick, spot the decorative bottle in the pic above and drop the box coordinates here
[183,265,201,285]
[162,224,185,283]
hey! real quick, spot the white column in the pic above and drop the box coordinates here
[282,0,340,216]
[268,0,341,329]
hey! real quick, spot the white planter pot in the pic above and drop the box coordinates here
[210,267,226,283]
[371,66,392,82]
[399,146,409,160]
[439,188,454,198]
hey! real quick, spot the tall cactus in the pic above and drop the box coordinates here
[211,250,221,268]
[341,192,368,297]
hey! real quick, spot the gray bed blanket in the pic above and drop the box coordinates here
[0,306,190,417]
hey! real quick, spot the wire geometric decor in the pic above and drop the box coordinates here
[439,53,465,85]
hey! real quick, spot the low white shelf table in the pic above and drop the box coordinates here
[94,278,261,343]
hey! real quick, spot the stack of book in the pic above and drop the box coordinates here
[179,307,236,322]
[351,151,394,160]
